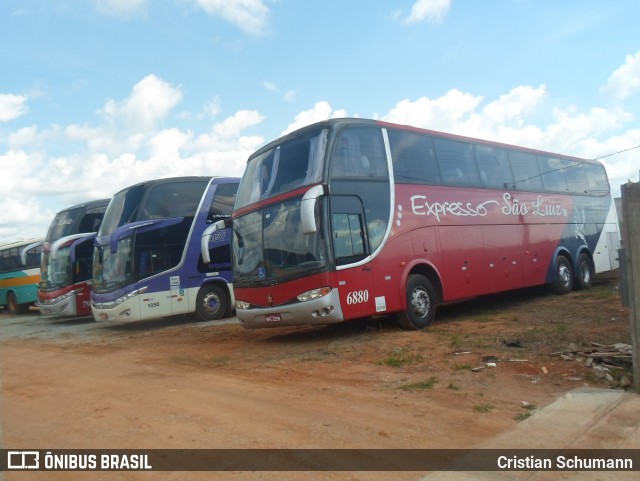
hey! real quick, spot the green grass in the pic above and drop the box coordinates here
[453,363,473,371]
[207,356,231,366]
[473,403,495,413]
[398,377,438,391]
[514,411,533,421]
[171,355,230,367]
[377,347,423,368]
[171,355,198,367]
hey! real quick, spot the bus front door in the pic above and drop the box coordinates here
[331,196,376,320]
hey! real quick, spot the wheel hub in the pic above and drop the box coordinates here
[203,293,220,313]
[411,287,429,318]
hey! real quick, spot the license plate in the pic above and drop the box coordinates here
[265,314,281,323]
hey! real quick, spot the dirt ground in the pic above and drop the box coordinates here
[0,274,631,481]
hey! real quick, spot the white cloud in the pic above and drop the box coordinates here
[200,96,222,119]
[0,148,57,240]
[381,84,638,197]
[98,75,182,133]
[93,0,148,20]
[383,89,483,132]
[601,50,640,101]
[0,196,55,241]
[572,130,640,191]
[149,128,192,163]
[261,81,297,102]
[191,0,270,35]
[262,81,278,92]
[8,126,41,149]
[0,75,267,242]
[0,150,37,192]
[281,101,348,135]
[478,85,547,127]
[402,0,450,25]
[0,93,29,122]
[283,90,297,102]
[211,109,264,139]
[4,46,640,242]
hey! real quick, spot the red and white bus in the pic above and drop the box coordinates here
[206,118,620,329]
[38,199,110,316]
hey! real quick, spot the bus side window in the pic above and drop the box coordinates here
[475,145,514,189]
[331,128,387,179]
[332,213,365,264]
[509,151,543,191]
[442,167,464,184]
[538,156,569,193]
[76,259,92,282]
[433,138,480,187]
[389,130,441,184]
[584,163,610,195]
[79,213,105,233]
[208,183,239,223]
[5,248,20,270]
[564,163,589,194]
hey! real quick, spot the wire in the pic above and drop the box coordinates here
[594,145,640,160]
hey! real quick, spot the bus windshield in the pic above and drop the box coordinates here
[40,236,95,292]
[94,179,210,293]
[46,207,85,242]
[40,246,72,290]
[235,129,328,210]
[99,180,209,236]
[233,197,327,285]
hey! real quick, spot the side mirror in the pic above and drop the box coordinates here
[201,219,228,264]
[301,185,325,235]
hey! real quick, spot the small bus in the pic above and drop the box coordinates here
[38,199,110,316]
[1,238,44,314]
[92,176,239,322]
[204,118,620,329]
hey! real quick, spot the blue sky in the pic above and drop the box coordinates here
[2,0,640,242]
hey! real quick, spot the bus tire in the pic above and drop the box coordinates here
[576,252,594,290]
[194,284,227,322]
[7,292,28,315]
[396,274,436,330]
[551,255,573,295]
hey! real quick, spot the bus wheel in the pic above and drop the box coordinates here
[396,274,436,330]
[7,292,28,315]
[195,284,227,322]
[576,253,594,290]
[551,255,573,294]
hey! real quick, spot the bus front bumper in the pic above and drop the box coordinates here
[236,288,344,328]
[38,291,78,317]
[91,298,142,322]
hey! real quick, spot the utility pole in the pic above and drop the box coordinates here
[621,181,640,393]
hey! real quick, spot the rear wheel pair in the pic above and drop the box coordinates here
[551,253,593,295]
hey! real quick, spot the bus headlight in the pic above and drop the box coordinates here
[236,300,251,310]
[94,286,149,310]
[297,287,332,302]
[116,286,148,305]
[40,290,75,305]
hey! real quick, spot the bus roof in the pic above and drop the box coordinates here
[0,238,44,251]
[112,176,240,195]
[56,198,111,212]
[375,119,598,165]
[248,117,600,167]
